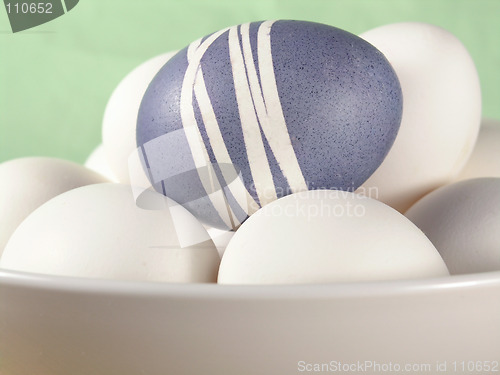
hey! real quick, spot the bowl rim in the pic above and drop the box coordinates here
[1,268,499,300]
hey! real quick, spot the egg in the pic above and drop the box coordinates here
[217,190,448,285]
[205,226,235,258]
[84,144,118,182]
[136,20,403,230]
[359,22,481,212]
[406,178,500,275]
[102,51,177,183]
[0,157,109,255]
[455,118,500,181]
[0,183,220,283]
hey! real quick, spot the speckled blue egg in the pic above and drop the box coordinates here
[136,20,402,230]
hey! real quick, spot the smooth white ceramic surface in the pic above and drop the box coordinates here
[0,269,499,375]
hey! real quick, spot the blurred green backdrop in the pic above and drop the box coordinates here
[1,0,499,164]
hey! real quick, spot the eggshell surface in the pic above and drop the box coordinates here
[455,118,500,181]
[102,51,177,183]
[406,178,500,275]
[0,183,220,283]
[205,227,235,258]
[218,190,449,285]
[84,144,118,182]
[0,157,109,256]
[137,20,403,230]
[360,22,481,212]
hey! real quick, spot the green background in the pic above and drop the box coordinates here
[1,0,499,164]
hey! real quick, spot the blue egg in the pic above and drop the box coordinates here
[137,20,402,230]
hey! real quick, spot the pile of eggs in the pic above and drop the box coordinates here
[1,21,499,285]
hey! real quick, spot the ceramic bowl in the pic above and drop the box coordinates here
[0,268,499,375]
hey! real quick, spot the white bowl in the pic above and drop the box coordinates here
[1,269,499,375]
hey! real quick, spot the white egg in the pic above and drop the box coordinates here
[0,183,220,283]
[205,226,235,258]
[102,51,177,183]
[359,22,481,212]
[406,178,500,275]
[455,118,500,181]
[84,144,118,182]
[218,190,449,285]
[0,157,109,255]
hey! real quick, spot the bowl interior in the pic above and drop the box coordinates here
[1,267,500,298]
[1,268,500,375]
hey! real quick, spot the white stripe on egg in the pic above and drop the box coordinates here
[190,36,259,223]
[181,29,233,229]
[256,20,308,193]
[228,25,277,206]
